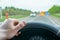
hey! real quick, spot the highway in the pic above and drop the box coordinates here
[0,16,58,26]
[19,16,56,26]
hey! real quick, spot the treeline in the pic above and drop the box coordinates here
[48,5,60,13]
[2,7,31,16]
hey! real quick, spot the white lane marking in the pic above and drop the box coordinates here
[19,16,38,23]
[47,16,59,26]
[27,17,38,22]
[46,16,60,35]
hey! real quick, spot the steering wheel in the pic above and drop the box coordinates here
[10,22,60,40]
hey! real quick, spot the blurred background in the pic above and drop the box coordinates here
[0,0,60,26]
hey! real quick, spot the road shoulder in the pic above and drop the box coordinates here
[48,16,60,26]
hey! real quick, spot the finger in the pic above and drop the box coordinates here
[14,23,23,32]
[16,21,25,28]
[23,21,26,25]
[10,19,19,29]
[20,23,24,27]
[20,21,26,27]
[14,22,26,33]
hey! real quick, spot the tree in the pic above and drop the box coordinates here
[48,5,60,13]
[2,7,31,16]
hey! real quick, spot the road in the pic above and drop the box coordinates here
[19,16,56,26]
[0,16,59,26]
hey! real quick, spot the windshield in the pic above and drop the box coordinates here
[0,0,60,26]
[0,0,60,40]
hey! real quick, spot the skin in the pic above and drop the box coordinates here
[6,21,25,40]
[0,18,26,40]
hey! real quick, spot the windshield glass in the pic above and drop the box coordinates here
[0,0,60,26]
[0,0,60,40]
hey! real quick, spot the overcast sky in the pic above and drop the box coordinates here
[0,0,60,11]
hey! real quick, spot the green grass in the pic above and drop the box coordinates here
[51,13,60,18]
[0,16,5,22]
[9,15,28,18]
[0,15,29,22]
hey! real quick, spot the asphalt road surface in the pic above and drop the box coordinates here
[0,16,59,26]
[19,16,57,26]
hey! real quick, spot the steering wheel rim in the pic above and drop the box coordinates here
[10,22,60,40]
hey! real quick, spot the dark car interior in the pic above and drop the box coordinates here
[10,22,60,40]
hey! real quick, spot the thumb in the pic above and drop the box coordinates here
[8,18,19,29]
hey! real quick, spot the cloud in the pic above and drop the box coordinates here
[54,0,60,5]
[0,0,60,11]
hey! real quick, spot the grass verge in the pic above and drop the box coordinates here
[0,15,29,22]
[51,13,60,18]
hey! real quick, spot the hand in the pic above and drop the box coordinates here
[1,18,26,39]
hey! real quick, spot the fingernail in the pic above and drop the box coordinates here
[18,32,21,34]
[16,32,21,36]
[23,21,26,25]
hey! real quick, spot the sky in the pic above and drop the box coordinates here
[0,0,60,12]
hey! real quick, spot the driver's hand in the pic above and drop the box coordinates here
[1,18,26,39]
